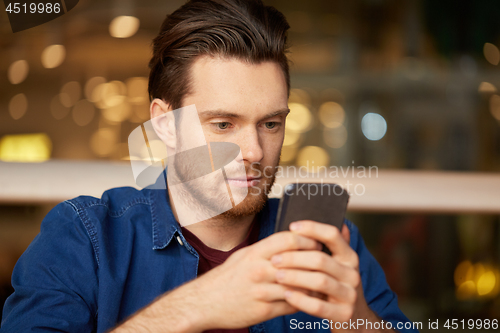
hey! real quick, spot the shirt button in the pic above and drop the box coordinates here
[176,235,184,246]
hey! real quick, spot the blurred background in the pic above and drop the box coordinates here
[1,0,500,330]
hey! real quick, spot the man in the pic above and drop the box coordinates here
[1,0,418,332]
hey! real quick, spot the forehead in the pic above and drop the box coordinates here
[183,56,288,117]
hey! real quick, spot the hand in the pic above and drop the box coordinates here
[174,230,322,332]
[270,221,370,327]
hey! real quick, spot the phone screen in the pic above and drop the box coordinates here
[274,183,350,254]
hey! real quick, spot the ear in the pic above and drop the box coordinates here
[150,98,176,155]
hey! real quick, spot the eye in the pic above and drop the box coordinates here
[265,122,277,129]
[217,122,230,130]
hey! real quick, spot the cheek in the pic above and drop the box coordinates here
[261,133,284,164]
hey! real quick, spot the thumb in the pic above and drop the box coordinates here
[341,223,350,245]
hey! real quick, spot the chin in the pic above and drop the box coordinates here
[220,195,266,219]
[220,179,273,219]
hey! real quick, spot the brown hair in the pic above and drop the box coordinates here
[148,0,290,109]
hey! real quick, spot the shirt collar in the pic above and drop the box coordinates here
[148,170,280,250]
[148,170,181,250]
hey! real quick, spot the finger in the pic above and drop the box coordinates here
[270,251,360,286]
[253,283,314,302]
[276,269,356,304]
[265,300,298,319]
[341,224,350,244]
[255,231,321,259]
[290,221,358,267]
[284,290,354,323]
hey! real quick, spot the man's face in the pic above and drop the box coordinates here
[177,55,289,218]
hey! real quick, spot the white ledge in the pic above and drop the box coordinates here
[1,160,499,214]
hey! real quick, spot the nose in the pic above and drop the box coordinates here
[239,126,263,165]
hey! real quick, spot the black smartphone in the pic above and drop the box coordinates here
[274,183,350,255]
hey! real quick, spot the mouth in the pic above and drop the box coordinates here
[226,176,261,188]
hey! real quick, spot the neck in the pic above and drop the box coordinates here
[168,187,256,251]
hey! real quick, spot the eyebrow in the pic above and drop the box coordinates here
[199,108,290,121]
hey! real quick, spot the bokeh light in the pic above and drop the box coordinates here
[90,128,117,157]
[280,145,298,163]
[361,112,387,141]
[286,103,312,133]
[456,281,476,300]
[478,82,497,94]
[7,60,29,84]
[473,263,485,284]
[126,77,149,104]
[489,94,500,121]
[319,101,345,128]
[8,93,28,120]
[289,88,311,106]
[296,146,330,171]
[93,81,127,109]
[283,128,301,147]
[0,133,51,162]
[41,44,66,69]
[477,271,496,296]
[85,76,106,101]
[109,16,140,38]
[101,101,132,123]
[454,261,500,299]
[483,43,500,65]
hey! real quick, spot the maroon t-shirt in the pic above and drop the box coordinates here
[181,219,260,333]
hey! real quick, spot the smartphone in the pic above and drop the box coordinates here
[274,183,350,255]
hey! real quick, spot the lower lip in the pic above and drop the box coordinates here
[227,178,261,188]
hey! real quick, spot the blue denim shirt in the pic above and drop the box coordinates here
[1,183,418,332]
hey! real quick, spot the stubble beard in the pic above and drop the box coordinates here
[218,160,278,220]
